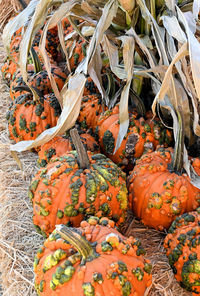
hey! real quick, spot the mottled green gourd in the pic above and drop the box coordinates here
[34,217,152,295]
[164,208,200,294]
[29,129,128,236]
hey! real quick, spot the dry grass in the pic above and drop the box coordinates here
[0,36,192,295]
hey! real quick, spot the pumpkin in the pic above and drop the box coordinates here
[192,157,200,176]
[28,129,128,236]
[1,60,18,81]
[128,146,200,231]
[77,94,107,131]
[6,93,61,142]
[34,217,152,296]
[65,38,88,72]
[37,132,100,167]
[10,62,67,101]
[164,208,200,294]
[96,107,172,169]
[83,77,99,96]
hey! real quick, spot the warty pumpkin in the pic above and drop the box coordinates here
[164,208,200,294]
[128,107,200,230]
[37,132,100,167]
[10,61,66,101]
[128,146,200,231]
[6,92,61,142]
[29,129,128,237]
[96,107,172,169]
[34,217,152,296]
[77,94,107,131]
[65,38,88,72]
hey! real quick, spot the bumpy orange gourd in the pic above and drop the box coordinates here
[192,157,200,176]
[34,217,152,296]
[28,151,128,236]
[77,94,107,131]
[65,38,87,72]
[10,63,67,101]
[128,147,200,231]
[96,108,172,168]
[6,93,61,142]
[37,133,100,167]
[164,208,200,295]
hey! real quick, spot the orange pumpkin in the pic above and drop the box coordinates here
[29,149,128,237]
[164,208,200,294]
[1,60,18,81]
[34,217,152,296]
[128,147,200,231]
[7,93,61,142]
[77,94,107,131]
[37,133,100,167]
[96,107,172,169]
[10,63,67,101]
[192,157,200,176]
[65,38,87,72]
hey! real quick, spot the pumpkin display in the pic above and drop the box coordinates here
[164,208,200,294]
[28,129,128,236]
[128,146,200,231]
[34,217,152,296]
[77,94,107,131]
[6,93,61,142]
[96,107,172,168]
[37,132,100,167]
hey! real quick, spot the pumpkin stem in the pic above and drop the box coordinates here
[30,47,43,74]
[13,85,43,97]
[171,106,184,174]
[55,224,98,263]
[70,128,90,169]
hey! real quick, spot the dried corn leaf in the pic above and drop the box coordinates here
[19,0,56,86]
[114,34,135,153]
[177,6,200,102]
[2,0,38,55]
[79,0,118,74]
[88,44,106,102]
[137,0,169,65]
[101,34,126,79]
[39,1,79,105]
[152,42,188,112]
[161,15,187,43]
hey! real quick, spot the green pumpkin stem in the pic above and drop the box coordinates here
[70,128,90,169]
[55,225,97,263]
[30,47,43,73]
[171,106,184,174]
